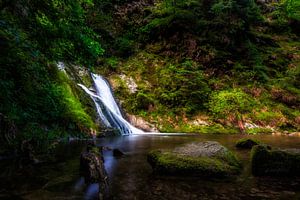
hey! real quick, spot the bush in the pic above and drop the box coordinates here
[208,88,255,123]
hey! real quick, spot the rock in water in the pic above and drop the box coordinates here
[251,145,300,176]
[80,145,108,183]
[113,148,124,158]
[235,138,261,149]
[147,141,242,178]
[80,145,109,200]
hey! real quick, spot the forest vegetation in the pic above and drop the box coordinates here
[0,0,299,153]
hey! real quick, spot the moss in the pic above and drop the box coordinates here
[245,127,273,135]
[254,110,286,127]
[147,149,241,178]
[235,138,261,149]
[57,72,96,130]
[251,145,300,176]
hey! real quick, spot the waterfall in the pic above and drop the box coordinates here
[78,73,144,135]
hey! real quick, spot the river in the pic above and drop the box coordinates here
[0,134,300,199]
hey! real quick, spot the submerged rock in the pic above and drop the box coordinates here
[251,145,300,176]
[147,141,242,177]
[235,138,261,149]
[113,148,125,158]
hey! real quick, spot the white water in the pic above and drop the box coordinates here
[78,74,144,135]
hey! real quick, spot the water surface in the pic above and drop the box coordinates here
[1,134,300,199]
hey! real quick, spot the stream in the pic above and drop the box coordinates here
[0,134,300,199]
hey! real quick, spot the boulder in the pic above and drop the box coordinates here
[235,138,261,149]
[251,145,300,176]
[147,141,242,177]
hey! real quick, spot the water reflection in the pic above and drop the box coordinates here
[84,183,99,200]
[0,134,300,199]
[103,150,117,176]
[74,177,85,191]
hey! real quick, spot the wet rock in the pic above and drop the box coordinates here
[119,74,138,93]
[147,141,242,177]
[235,138,261,149]
[113,148,125,158]
[80,145,108,184]
[251,145,300,176]
[100,128,120,137]
[189,119,209,126]
[80,145,109,200]
[127,114,158,132]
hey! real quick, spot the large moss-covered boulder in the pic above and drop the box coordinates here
[147,141,242,178]
[251,145,300,176]
[235,138,261,149]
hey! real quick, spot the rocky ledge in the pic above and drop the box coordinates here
[147,141,242,178]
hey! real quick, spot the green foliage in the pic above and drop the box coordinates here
[139,0,262,59]
[177,124,239,134]
[254,110,286,127]
[245,127,273,134]
[156,61,210,114]
[208,89,255,120]
[0,0,102,152]
[270,0,300,32]
[115,37,136,57]
[106,57,120,69]
[56,72,95,129]
[283,0,300,21]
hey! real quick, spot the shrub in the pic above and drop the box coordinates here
[208,88,256,130]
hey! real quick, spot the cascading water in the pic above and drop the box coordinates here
[78,74,144,135]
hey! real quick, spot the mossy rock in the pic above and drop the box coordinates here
[235,138,261,149]
[251,145,300,176]
[147,141,242,178]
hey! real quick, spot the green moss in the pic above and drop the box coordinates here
[57,72,95,130]
[254,111,285,127]
[245,127,273,135]
[251,145,300,176]
[147,149,241,177]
